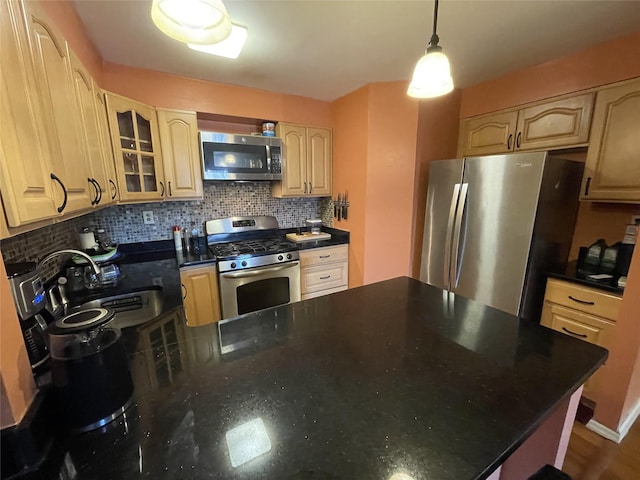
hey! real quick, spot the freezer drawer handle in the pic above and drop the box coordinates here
[568,295,595,306]
[562,327,588,338]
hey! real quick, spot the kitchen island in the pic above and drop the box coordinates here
[58,277,606,480]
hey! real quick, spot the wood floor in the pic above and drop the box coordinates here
[563,418,640,480]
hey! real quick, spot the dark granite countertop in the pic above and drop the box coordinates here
[57,277,606,480]
[547,261,625,295]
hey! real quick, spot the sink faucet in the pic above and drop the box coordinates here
[38,249,101,275]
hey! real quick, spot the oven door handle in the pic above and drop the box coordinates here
[220,262,300,279]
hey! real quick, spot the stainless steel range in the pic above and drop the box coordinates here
[206,216,300,319]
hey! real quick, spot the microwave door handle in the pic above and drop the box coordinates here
[221,261,300,279]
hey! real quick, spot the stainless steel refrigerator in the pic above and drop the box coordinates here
[419,151,583,322]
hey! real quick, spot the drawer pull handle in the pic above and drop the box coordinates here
[319,255,331,259]
[568,295,595,306]
[320,275,331,280]
[562,327,588,338]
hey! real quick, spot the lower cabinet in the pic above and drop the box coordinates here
[299,244,348,300]
[179,264,221,327]
[540,278,620,399]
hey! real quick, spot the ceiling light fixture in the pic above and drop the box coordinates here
[188,24,248,59]
[407,0,454,98]
[151,0,232,45]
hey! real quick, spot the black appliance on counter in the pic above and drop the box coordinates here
[46,307,134,433]
[577,240,634,279]
[5,262,55,376]
[206,216,301,319]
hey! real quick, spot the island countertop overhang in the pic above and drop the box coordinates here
[62,276,608,480]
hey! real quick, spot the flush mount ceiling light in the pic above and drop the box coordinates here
[407,0,454,98]
[151,0,232,45]
[188,24,248,59]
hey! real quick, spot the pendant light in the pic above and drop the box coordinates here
[407,0,454,98]
[151,0,232,45]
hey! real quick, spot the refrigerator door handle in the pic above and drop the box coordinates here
[451,183,468,288]
[444,183,461,289]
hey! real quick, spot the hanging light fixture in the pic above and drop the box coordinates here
[151,0,232,45]
[188,24,248,59]
[407,0,454,98]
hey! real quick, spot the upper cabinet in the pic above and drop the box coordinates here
[94,88,119,204]
[0,0,59,227]
[105,93,166,202]
[23,1,93,214]
[157,109,203,200]
[460,93,594,157]
[272,123,332,198]
[69,53,113,208]
[580,78,640,203]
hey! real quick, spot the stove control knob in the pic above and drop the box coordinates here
[230,262,236,269]
[241,261,247,267]
[286,253,292,260]
[278,255,283,261]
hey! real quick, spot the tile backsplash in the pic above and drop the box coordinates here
[1,182,334,276]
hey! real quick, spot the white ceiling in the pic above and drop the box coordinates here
[72,0,640,102]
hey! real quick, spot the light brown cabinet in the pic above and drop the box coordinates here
[460,93,594,156]
[94,89,119,203]
[580,78,640,203]
[541,278,621,398]
[105,93,166,202]
[180,265,222,327]
[23,0,94,214]
[0,0,59,227]
[157,109,203,200]
[272,123,332,197]
[299,244,348,300]
[70,53,112,208]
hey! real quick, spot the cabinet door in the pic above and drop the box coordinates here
[180,265,221,327]
[24,3,92,214]
[0,0,58,226]
[94,89,119,203]
[515,93,594,151]
[70,53,108,207]
[275,123,307,196]
[581,79,640,202]
[307,127,332,196]
[157,109,203,200]
[105,93,165,201]
[540,302,614,398]
[461,111,518,156]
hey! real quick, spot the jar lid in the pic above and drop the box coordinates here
[48,307,115,334]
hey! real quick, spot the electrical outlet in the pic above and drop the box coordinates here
[143,210,155,225]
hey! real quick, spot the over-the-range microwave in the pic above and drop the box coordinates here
[200,131,283,181]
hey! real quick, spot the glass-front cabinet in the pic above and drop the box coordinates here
[105,93,165,201]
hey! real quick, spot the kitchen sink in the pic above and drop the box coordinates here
[72,287,164,329]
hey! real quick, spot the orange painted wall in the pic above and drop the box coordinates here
[411,91,462,278]
[331,86,370,287]
[0,255,36,427]
[102,63,332,127]
[460,31,640,118]
[593,246,640,429]
[363,82,419,284]
[570,202,640,260]
[38,0,103,82]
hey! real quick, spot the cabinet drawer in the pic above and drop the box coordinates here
[301,262,348,294]
[544,278,621,320]
[299,244,348,267]
[301,285,348,301]
[541,303,615,348]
